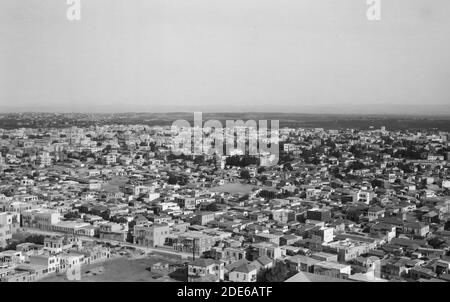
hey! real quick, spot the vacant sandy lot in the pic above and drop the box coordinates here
[211,182,257,194]
[40,255,181,282]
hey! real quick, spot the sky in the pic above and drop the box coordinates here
[0,0,449,114]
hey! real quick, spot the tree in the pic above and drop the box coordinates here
[0,241,18,252]
[259,190,276,200]
[64,212,80,219]
[225,155,259,167]
[111,216,128,224]
[345,161,366,172]
[257,262,293,282]
[24,234,45,245]
[193,155,205,165]
[240,169,251,180]
[283,163,293,171]
[205,203,219,212]
[428,237,445,249]
[445,220,450,231]
[238,194,249,202]
[168,175,178,185]
[167,174,188,186]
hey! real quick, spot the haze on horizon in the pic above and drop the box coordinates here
[0,0,449,115]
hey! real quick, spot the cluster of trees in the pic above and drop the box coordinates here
[257,262,294,282]
[345,161,367,172]
[445,220,450,232]
[277,189,298,198]
[330,166,344,179]
[278,151,294,165]
[299,147,322,165]
[138,141,157,152]
[225,155,259,167]
[0,234,46,252]
[168,174,189,186]
[397,162,416,173]
[24,234,46,245]
[204,203,220,212]
[240,169,251,180]
[428,237,446,249]
[349,144,367,159]
[1,187,15,197]
[258,190,276,200]
[258,188,298,200]
[167,153,193,161]
[393,147,424,160]
[63,212,81,219]
[238,194,249,202]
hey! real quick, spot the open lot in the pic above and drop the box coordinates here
[40,254,184,282]
[211,182,257,194]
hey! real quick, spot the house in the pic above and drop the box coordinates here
[310,252,338,262]
[172,231,218,256]
[21,209,60,231]
[0,250,25,264]
[210,246,246,264]
[370,223,396,243]
[0,212,20,248]
[403,222,429,237]
[306,209,331,222]
[133,224,169,247]
[285,271,354,282]
[188,258,224,282]
[280,234,300,246]
[249,255,273,272]
[310,226,334,243]
[350,256,382,275]
[353,190,375,204]
[409,267,438,280]
[253,233,282,245]
[52,221,91,235]
[272,209,290,223]
[44,235,81,254]
[367,206,385,221]
[322,235,378,262]
[99,222,128,242]
[59,253,85,271]
[192,212,215,226]
[249,242,285,260]
[286,255,321,273]
[313,261,351,279]
[229,263,258,282]
[16,243,44,257]
[382,258,410,279]
[29,254,61,275]
[422,211,439,224]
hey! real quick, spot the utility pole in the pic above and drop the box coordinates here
[192,238,196,261]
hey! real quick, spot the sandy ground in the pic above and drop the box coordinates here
[211,182,273,194]
[211,182,257,194]
[40,254,182,282]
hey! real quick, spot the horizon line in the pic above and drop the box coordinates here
[2,111,450,118]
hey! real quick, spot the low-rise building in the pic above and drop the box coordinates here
[133,224,170,247]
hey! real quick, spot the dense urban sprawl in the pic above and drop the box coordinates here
[1,120,450,282]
